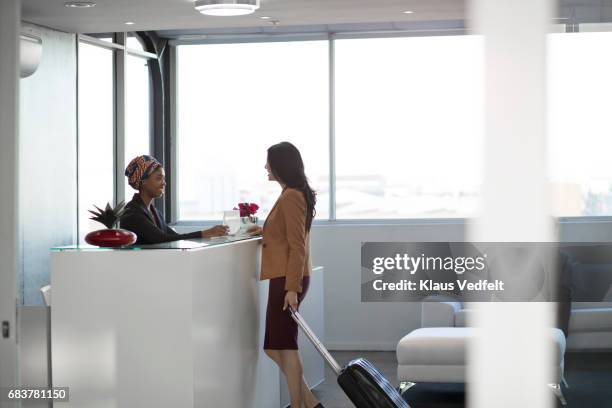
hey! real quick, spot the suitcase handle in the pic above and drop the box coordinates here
[289,308,342,376]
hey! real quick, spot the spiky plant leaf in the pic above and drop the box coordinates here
[89,201,127,229]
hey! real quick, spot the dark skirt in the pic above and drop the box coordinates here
[263,276,310,350]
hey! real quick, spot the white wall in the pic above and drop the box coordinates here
[310,222,466,350]
[19,22,77,305]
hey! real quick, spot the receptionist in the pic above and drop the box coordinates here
[120,155,228,244]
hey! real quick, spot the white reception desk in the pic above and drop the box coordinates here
[50,236,324,408]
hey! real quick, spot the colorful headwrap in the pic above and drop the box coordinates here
[125,155,162,190]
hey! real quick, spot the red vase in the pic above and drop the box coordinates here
[85,229,137,248]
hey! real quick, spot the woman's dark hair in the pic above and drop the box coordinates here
[267,142,316,232]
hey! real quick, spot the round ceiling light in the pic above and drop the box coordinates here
[64,1,97,8]
[194,0,260,16]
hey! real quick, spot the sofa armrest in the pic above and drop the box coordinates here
[421,296,463,327]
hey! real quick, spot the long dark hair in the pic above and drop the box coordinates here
[267,142,316,232]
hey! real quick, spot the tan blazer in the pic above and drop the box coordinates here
[260,187,311,293]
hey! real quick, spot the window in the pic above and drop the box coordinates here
[548,30,612,216]
[127,35,145,51]
[171,28,612,222]
[176,41,330,221]
[78,42,115,241]
[124,54,151,200]
[334,36,484,219]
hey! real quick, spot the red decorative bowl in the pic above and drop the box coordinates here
[85,229,137,248]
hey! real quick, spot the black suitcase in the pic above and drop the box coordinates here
[290,308,411,408]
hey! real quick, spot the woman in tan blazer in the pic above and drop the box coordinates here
[249,142,323,408]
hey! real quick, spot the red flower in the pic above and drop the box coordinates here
[235,202,259,217]
[248,203,259,215]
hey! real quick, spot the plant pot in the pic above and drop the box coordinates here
[85,228,137,248]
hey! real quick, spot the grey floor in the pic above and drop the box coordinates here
[310,351,612,408]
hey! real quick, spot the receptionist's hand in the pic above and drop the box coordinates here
[201,225,229,238]
[247,225,263,236]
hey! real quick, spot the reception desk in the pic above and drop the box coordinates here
[50,236,324,408]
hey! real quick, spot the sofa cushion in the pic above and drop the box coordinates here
[455,309,471,327]
[572,301,612,309]
[397,327,566,367]
[397,327,470,366]
[569,307,612,332]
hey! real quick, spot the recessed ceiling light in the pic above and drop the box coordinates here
[125,22,135,25]
[403,10,414,14]
[194,0,260,16]
[64,1,97,8]
[260,16,271,20]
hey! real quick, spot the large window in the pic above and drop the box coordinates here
[170,28,612,222]
[78,42,115,241]
[124,54,151,200]
[548,30,612,216]
[77,34,154,241]
[334,36,484,219]
[177,41,330,221]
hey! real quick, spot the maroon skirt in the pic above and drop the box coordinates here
[263,276,310,350]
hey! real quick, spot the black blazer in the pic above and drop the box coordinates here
[120,193,201,245]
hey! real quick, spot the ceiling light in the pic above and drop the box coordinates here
[194,0,260,16]
[125,22,135,25]
[260,16,271,20]
[403,10,414,14]
[64,1,96,8]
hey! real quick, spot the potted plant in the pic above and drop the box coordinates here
[85,201,137,247]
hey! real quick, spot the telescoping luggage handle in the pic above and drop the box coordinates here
[289,307,342,376]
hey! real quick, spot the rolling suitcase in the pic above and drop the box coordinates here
[290,308,411,408]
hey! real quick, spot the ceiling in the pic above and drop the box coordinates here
[20,0,612,36]
[21,0,467,34]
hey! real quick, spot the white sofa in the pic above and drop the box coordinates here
[396,326,568,405]
[419,243,612,351]
[421,298,612,351]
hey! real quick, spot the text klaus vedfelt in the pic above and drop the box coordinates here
[370,253,505,292]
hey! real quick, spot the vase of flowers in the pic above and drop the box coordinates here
[85,201,137,247]
[234,202,259,231]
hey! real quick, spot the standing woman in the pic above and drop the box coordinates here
[249,142,323,408]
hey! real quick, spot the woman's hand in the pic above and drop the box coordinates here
[201,225,229,238]
[247,225,263,236]
[283,291,298,312]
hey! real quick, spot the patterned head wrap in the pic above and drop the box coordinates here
[125,155,162,190]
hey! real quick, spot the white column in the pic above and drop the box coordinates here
[0,0,21,400]
[468,0,555,407]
